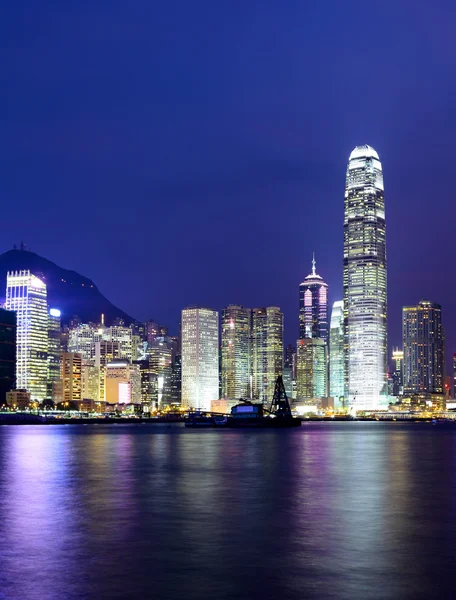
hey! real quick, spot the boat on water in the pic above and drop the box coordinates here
[184,412,214,427]
[184,376,301,429]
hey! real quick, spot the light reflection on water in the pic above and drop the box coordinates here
[0,422,456,600]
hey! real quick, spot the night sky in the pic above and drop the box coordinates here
[3,1,456,366]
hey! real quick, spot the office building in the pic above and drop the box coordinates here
[68,323,102,362]
[0,308,16,404]
[403,300,445,396]
[81,362,101,402]
[296,338,328,401]
[169,354,182,405]
[343,145,387,410]
[181,307,219,410]
[6,271,48,401]
[48,308,62,399]
[148,338,174,408]
[221,305,251,399]
[60,352,82,404]
[251,307,283,404]
[102,325,133,362]
[391,348,404,397]
[329,300,344,407]
[299,255,328,341]
[105,360,141,405]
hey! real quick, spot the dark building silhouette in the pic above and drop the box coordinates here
[0,308,16,404]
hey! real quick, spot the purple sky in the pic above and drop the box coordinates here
[3,1,456,368]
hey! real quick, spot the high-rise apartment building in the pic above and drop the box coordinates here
[251,307,283,404]
[403,301,444,396]
[299,256,328,341]
[181,307,219,410]
[329,300,344,407]
[344,145,387,410]
[296,338,327,401]
[221,305,251,399]
[6,271,49,400]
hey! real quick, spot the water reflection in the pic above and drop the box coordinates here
[1,423,456,599]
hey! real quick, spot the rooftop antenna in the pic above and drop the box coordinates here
[312,252,316,276]
[101,313,105,326]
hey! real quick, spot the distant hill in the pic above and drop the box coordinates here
[0,249,135,326]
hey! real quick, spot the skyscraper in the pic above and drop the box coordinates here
[343,145,387,410]
[60,352,82,405]
[148,337,173,408]
[403,300,445,397]
[6,271,49,400]
[296,338,327,401]
[221,305,251,399]
[181,307,219,410]
[0,308,16,404]
[48,308,62,399]
[299,255,328,341]
[251,307,283,404]
[391,348,404,397]
[329,300,344,407]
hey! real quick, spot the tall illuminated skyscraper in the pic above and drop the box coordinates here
[329,300,344,407]
[344,145,387,410]
[403,300,444,396]
[221,305,251,399]
[299,255,328,341]
[296,338,327,401]
[181,307,219,410]
[251,307,283,403]
[47,308,62,399]
[6,271,49,400]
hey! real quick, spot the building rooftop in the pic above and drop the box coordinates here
[349,145,379,161]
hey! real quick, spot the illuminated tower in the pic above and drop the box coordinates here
[6,271,49,401]
[47,308,62,399]
[344,145,387,410]
[391,348,404,397]
[329,300,344,407]
[403,300,444,396]
[296,338,327,401]
[181,307,219,410]
[221,305,251,399]
[299,255,328,341]
[251,307,283,403]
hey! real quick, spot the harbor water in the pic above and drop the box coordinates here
[0,422,455,599]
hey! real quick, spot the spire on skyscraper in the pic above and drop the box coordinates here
[312,252,316,276]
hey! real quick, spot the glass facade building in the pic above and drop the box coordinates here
[6,270,49,401]
[299,256,328,341]
[329,300,344,407]
[221,305,251,399]
[296,338,327,401]
[403,300,444,395]
[181,307,219,410]
[343,145,387,410]
[48,309,62,399]
[251,307,283,404]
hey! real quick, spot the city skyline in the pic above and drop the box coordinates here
[3,2,456,374]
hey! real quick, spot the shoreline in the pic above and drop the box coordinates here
[0,416,453,426]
